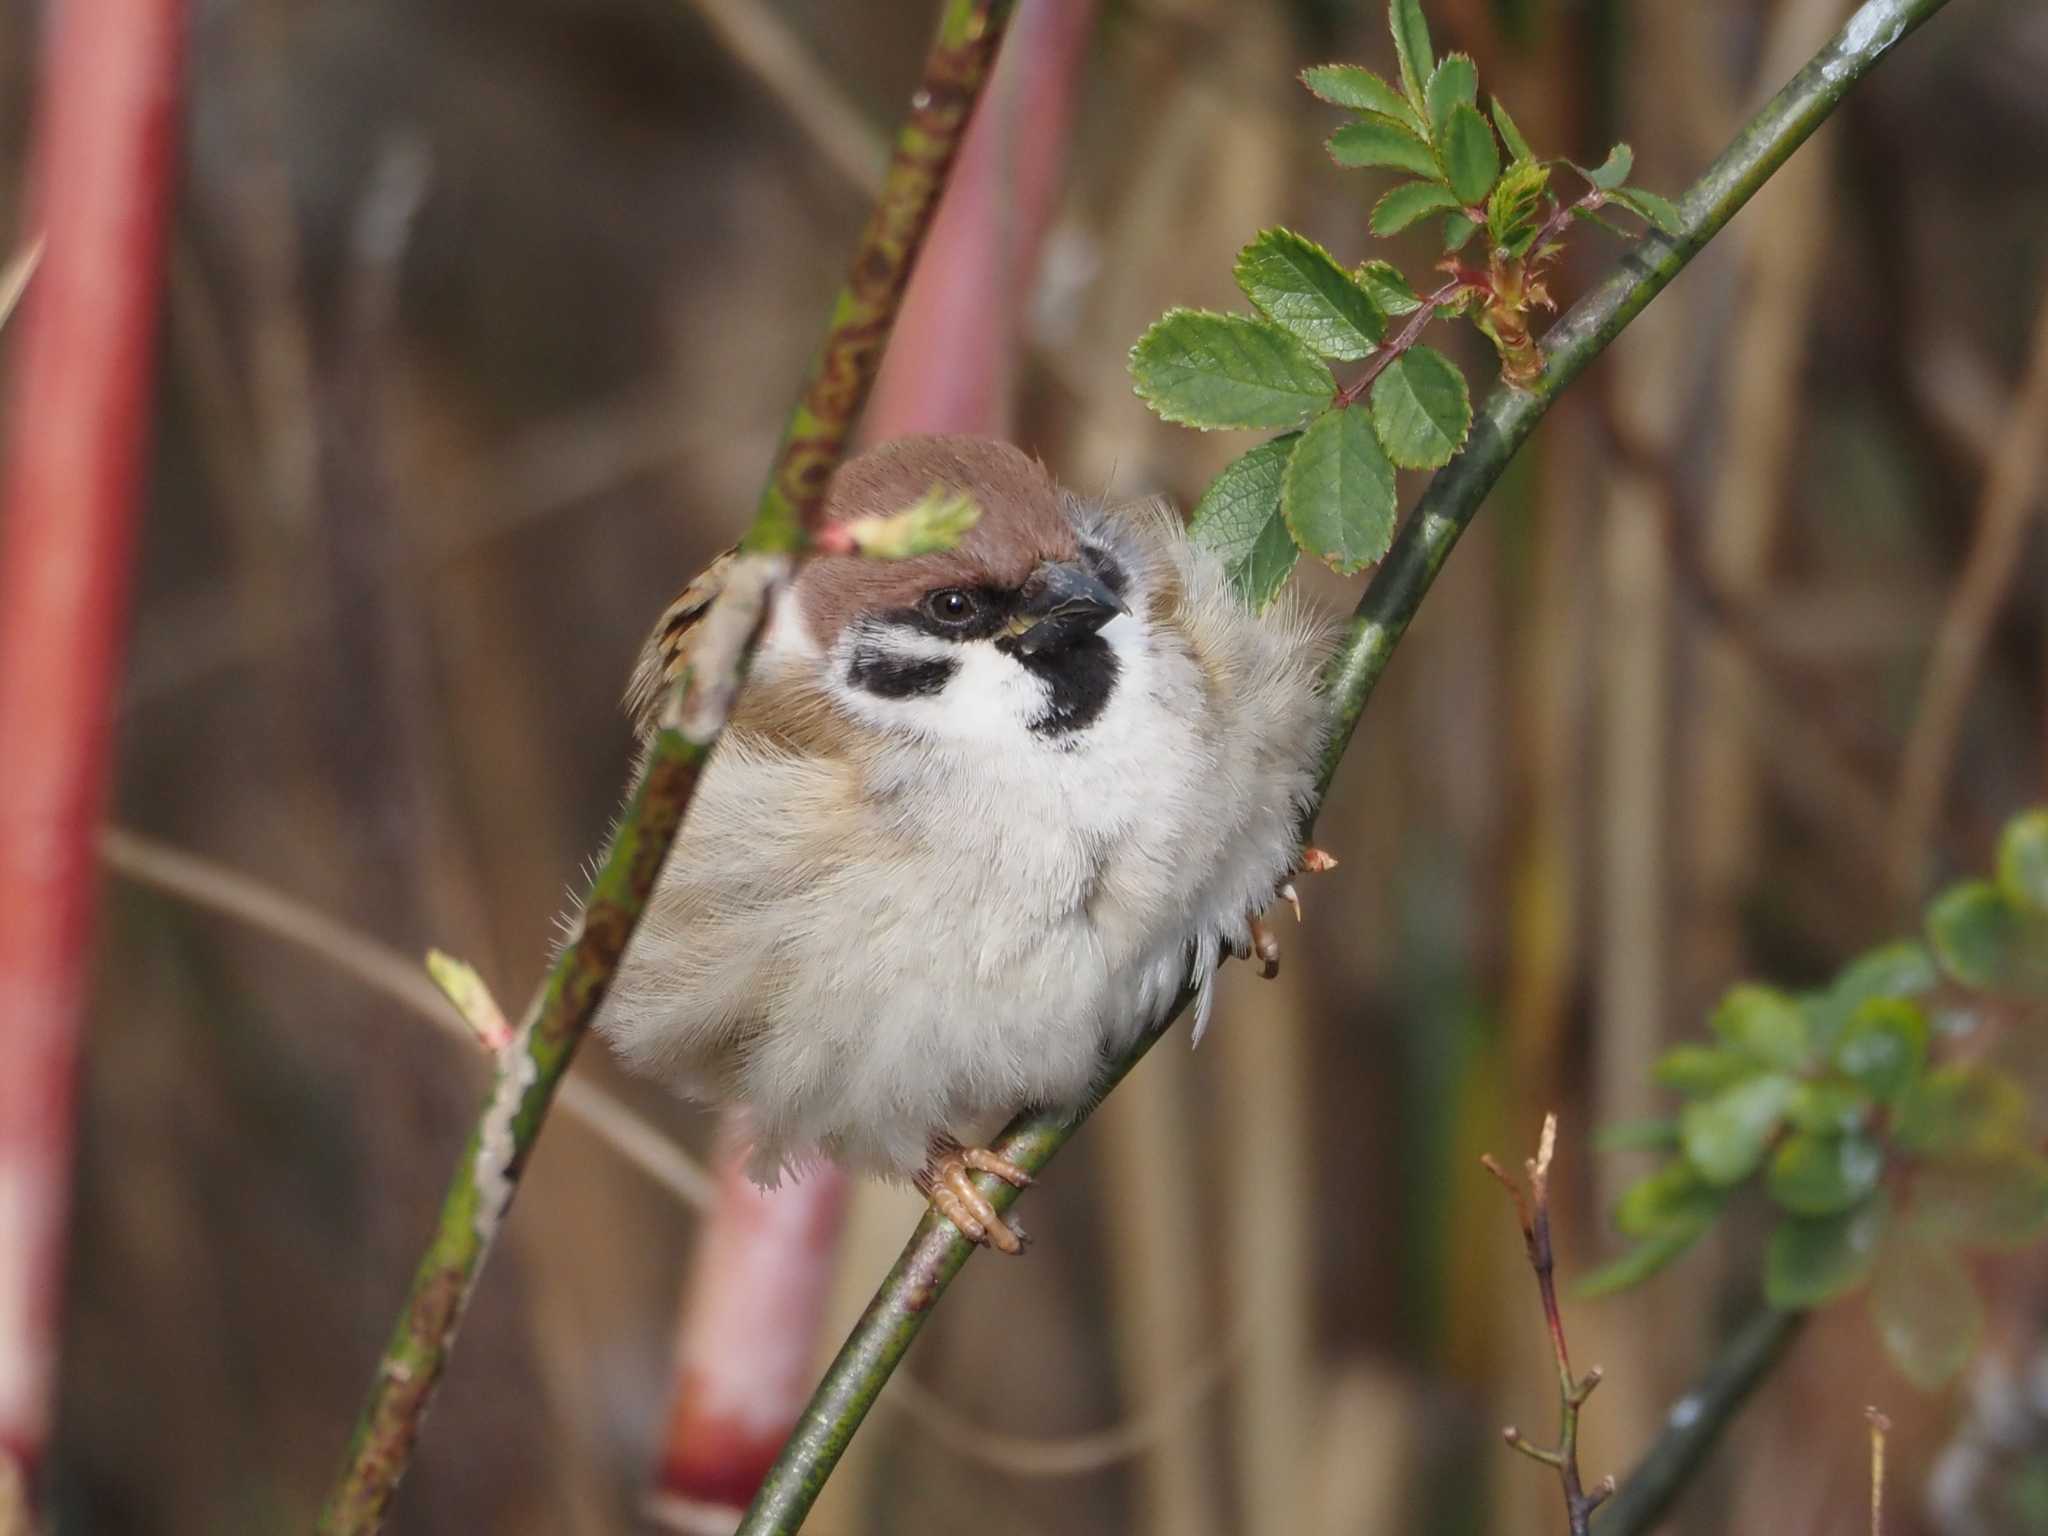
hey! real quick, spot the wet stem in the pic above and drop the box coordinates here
[1483,1114,1617,1536]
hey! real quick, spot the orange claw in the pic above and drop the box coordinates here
[1300,845,1339,874]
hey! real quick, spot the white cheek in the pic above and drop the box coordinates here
[761,585,823,665]
[827,631,1048,747]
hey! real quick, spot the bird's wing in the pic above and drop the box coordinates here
[624,545,739,735]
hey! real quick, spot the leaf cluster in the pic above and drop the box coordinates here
[1124,0,1681,614]
[1591,809,2048,1390]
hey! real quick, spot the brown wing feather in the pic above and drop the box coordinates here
[625,545,738,735]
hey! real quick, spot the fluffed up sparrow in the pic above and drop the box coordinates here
[597,436,1334,1252]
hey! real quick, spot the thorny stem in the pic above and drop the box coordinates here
[731,4,1949,1533]
[312,4,1017,1532]
[1483,1116,1615,1536]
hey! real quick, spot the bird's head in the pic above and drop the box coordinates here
[797,436,1136,743]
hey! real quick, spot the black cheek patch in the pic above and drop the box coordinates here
[1013,635,1119,737]
[847,645,957,700]
[1082,544,1129,601]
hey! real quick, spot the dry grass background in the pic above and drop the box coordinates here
[21,0,2048,1530]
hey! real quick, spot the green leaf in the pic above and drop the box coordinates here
[1870,1231,1981,1388]
[1655,1043,1763,1098]
[1486,158,1551,255]
[1440,104,1500,207]
[1609,186,1682,235]
[1616,1159,1727,1238]
[1709,983,1811,1071]
[1893,1065,2032,1162]
[1585,143,1634,190]
[1281,406,1397,576]
[1490,97,1533,164]
[1927,880,2020,989]
[1355,259,1422,316]
[1370,347,1471,470]
[1187,434,1302,612]
[1328,120,1440,178]
[1787,1077,1874,1136]
[1911,1152,2048,1250]
[1129,310,1337,431]
[1388,0,1434,114]
[1681,1073,1797,1186]
[1831,997,1929,1104]
[1594,1118,1682,1153]
[1765,1194,1889,1309]
[1766,1131,1885,1216]
[1442,211,1479,252]
[1997,810,2048,913]
[1578,1223,1710,1296]
[1371,182,1461,236]
[1234,230,1386,361]
[1424,54,1478,139]
[1299,64,1424,134]
[1808,942,1938,1050]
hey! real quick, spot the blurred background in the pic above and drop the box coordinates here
[16,0,2048,1529]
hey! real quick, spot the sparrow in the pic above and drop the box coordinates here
[597,435,1334,1252]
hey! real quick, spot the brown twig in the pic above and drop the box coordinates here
[1334,277,1475,406]
[1482,1114,1616,1536]
[1867,1407,1890,1536]
[1889,263,2048,905]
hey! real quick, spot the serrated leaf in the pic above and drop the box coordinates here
[1425,54,1477,139]
[1355,259,1422,316]
[1911,1152,2048,1250]
[1442,211,1479,252]
[1372,181,1461,236]
[1765,1194,1889,1309]
[1282,407,1397,576]
[1616,1159,1727,1238]
[1681,1073,1797,1186]
[1831,997,1929,1104]
[1187,434,1303,612]
[1369,347,1470,470]
[1129,310,1336,431]
[1300,64,1424,133]
[1928,880,2020,989]
[1389,0,1434,114]
[1440,103,1499,207]
[1610,186,1682,235]
[1487,158,1551,255]
[1766,1131,1885,1216]
[1871,1231,1981,1387]
[1491,96,1533,163]
[1998,810,2048,913]
[1894,1065,2032,1162]
[1578,1222,1711,1296]
[1655,1043,1763,1098]
[1327,119,1440,179]
[1585,143,1634,190]
[1234,230,1385,361]
[1787,1078,1875,1136]
[1710,983,1811,1071]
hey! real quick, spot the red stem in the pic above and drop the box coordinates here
[0,0,184,1489]
[1336,276,1474,406]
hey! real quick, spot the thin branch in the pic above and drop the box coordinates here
[1888,262,2048,906]
[1867,1407,1890,1536]
[99,827,718,1211]
[314,11,1016,1526]
[730,4,1949,1533]
[1483,1115,1614,1536]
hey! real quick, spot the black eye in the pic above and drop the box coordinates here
[923,588,978,626]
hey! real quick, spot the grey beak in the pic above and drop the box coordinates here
[1009,561,1129,655]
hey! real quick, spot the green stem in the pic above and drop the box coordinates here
[312,4,1016,1531]
[731,2,1946,1532]
[1593,1309,1806,1536]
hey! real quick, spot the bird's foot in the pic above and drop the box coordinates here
[916,1137,1033,1255]
[1238,845,1338,978]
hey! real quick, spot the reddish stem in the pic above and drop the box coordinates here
[0,0,185,1489]
[1336,276,1475,406]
